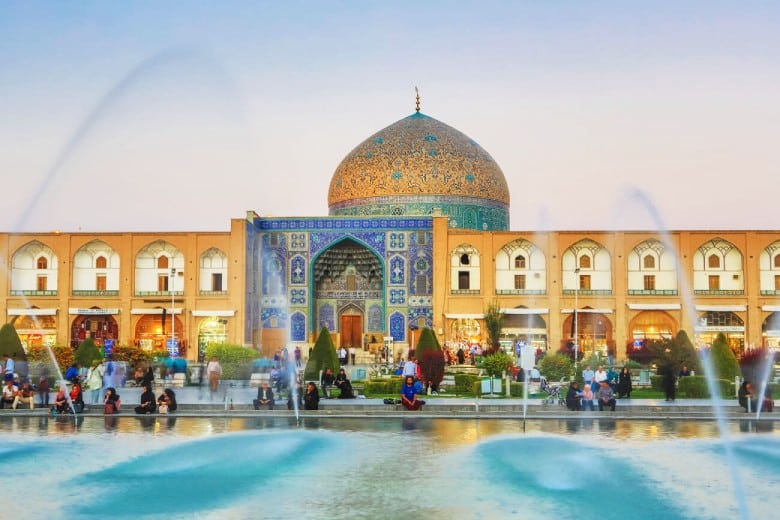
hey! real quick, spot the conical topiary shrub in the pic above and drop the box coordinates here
[416,327,445,388]
[415,327,440,361]
[709,332,741,381]
[0,323,26,360]
[75,337,103,368]
[304,326,339,381]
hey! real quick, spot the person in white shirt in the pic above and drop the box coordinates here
[3,354,15,381]
[206,357,222,392]
[402,358,417,378]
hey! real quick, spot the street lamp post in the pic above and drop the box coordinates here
[574,267,580,376]
[170,267,176,351]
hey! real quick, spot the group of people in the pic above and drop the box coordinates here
[253,380,321,411]
[134,383,178,414]
[565,380,617,412]
[738,380,774,413]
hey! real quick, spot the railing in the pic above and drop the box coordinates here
[134,291,184,297]
[199,290,228,296]
[72,290,119,296]
[496,289,547,295]
[627,289,678,296]
[450,289,481,295]
[760,290,780,296]
[561,289,612,296]
[10,290,57,296]
[693,290,745,296]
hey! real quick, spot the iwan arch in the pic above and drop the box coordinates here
[1,99,779,361]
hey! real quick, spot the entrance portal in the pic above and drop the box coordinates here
[340,314,363,349]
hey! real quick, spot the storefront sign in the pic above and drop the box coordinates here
[68,308,119,315]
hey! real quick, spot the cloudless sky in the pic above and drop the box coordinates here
[1,1,778,232]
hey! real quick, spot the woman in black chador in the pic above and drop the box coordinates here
[335,368,354,398]
[617,366,633,399]
[135,383,156,414]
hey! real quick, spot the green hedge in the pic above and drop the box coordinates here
[364,377,403,395]
[468,379,525,397]
[454,373,481,393]
[652,375,739,398]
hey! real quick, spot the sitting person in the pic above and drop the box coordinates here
[2,378,19,409]
[69,379,85,413]
[401,375,424,411]
[303,382,320,410]
[133,366,145,386]
[157,388,177,414]
[738,380,773,412]
[52,386,70,414]
[565,381,582,411]
[596,380,616,412]
[335,368,354,399]
[134,383,156,414]
[253,382,275,410]
[581,383,595,411]
[103,387,121,414]
[320,368,335,398]
[13,380,35,410]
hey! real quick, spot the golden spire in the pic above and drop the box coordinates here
[415,86,420,113]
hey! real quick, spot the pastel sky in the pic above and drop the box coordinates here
[1,1,778,233]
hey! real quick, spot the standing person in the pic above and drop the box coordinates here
[338,346,348,366]
[3,354,15,381]
[617,367,633,399]
[134,383,156,414]
[401,375,424,411]
[593,365,608,393]
[662,363,677,402]
[294,346,302,368]
[596,380,617,411]
[349,346,356,365]
[206,356,222,392]
[142,366,155,389]
[38,365,50,407]
[582,365,595,390]
[456,347,465,365]
[281,346,290,368]
[303,382,320,410]
[402,357,417,379]
[85,361,104,404]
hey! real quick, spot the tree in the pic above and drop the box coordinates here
[75,337,102,367]
[709,332,741,381]
[304,327,339,381]
[671,330,700,374]
[539,353,573,382]
[483,351,513,378]
[483,301,504,354]
[0,323,25,360]
[416,327,445,389]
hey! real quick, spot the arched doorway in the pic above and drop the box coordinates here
[763,312,780,349]
[70,311,119,348]
[563,309,613,359]
[500,307,547,355]
[134,312,184,355]
[312,238,383,346]
[11,312,57,349]
[197,317,228,362]
[628,311,677,343]
[695,311,744,354]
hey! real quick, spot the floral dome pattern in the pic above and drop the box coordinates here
[328,112,510,230]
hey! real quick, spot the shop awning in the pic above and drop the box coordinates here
[627,303,681,310]
[130,308,183,315]
[192,310,235,317]
[444,313,485,319]
[7,308,57,316]
[500,308,549,315]
[761,305,780,312]
[561,308,613,314]
[695,305,746,312]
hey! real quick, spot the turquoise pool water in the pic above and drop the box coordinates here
[2,416,778,519]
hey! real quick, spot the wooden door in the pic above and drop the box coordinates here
[340,315,363,348]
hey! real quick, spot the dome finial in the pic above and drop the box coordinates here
[414,86,420,113]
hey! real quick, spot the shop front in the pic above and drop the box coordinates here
[8,309,57,349]
[69,307,119,348]
[193,310,234,362]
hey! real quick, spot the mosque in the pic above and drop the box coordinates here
[2,96,779,361]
